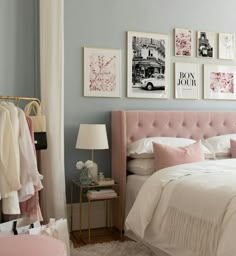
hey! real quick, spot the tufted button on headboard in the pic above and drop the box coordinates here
[125,111,236,144]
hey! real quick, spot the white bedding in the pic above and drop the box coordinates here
[125,159,236,256]
[125,174,150,219]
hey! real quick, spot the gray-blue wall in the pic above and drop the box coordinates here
[2,1,236,203]
[65,0,236,202]
[0,0,39,97]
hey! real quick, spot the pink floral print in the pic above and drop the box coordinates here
[210,72,234,93]
[175,30,192,56]
[89,54,117,92]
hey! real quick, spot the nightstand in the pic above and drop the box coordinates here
[70,180,122,243]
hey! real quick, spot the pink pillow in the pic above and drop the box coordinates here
[153,140,205,170]
[230,139,236,158]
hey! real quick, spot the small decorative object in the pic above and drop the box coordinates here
[175,62,199,99]
[98,172,105,181]
[197,31,214,58]
[84,47,121,98]
[127,31,169,99]
[204,64,236,100]
[218,33,235,60]
[76,160,93,185]
[175,28,194,57]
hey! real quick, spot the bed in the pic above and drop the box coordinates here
[111,110,236,256]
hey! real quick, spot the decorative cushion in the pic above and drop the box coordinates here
[230,139,236,158]
[153,140,205,171]
[203,134,236,158]
[127,137,213,159]
[127,159,155,176]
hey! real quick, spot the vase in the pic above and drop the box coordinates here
[79,168,91,185]
[87,163,98,182]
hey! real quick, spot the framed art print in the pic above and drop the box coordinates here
[127,31,169,99]
[175,62,199,99]
[175,28,194,57]
[204,64,236,100]
[218,33,235,60]
[197,31,214,58]
[84,47,121,97]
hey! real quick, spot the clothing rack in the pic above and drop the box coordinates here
[0,95,41,105]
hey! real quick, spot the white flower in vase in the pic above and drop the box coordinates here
[76,161,85,170]
[85,160,94,169]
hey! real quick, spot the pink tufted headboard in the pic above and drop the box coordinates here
[111,110,236,230]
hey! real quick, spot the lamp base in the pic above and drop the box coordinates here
[87,162,98,182]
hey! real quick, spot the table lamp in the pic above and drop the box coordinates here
[75,124,109,181]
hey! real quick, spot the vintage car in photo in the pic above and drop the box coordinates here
[140,73,165,91]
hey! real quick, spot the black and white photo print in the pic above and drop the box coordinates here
[127,31,169,98]
[197,31,214,58]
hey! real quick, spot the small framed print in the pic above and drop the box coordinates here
[84,47,121,97]
[197,31,214,58]
[175,62,199,100]
[218,33,235,60]
[127,31,169,99]
[204,64,236,100]
[175,28,194,57]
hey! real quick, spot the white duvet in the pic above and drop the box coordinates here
[125,159,236,256]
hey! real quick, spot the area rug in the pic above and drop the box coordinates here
[71,240,156,256]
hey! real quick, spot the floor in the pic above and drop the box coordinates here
[71,227,130,247]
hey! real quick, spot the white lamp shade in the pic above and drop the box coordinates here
[75,124,109,150]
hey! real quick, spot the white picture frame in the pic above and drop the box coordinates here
[84,47,121,98]
[127,31,169,99]
[204,64,236,100]
[197,31,214,58]
[174,28,194,57]
[175,62,199,100]
[218,33,235,60]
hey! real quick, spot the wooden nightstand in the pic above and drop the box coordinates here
[70,180,122,243]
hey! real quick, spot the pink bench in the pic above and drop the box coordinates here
[0,235,67,256]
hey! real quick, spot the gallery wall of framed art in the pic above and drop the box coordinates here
[82,27,235,101]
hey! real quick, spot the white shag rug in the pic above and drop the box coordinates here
[72,241,156,256]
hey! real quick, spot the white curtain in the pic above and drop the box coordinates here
[39,0,66,222]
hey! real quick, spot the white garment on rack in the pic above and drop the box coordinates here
[0,105,21,197]
[0,103,20,214]
[18,108,43,193]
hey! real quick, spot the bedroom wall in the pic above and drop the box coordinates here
[65,0,236,202]
[0,0,39,97]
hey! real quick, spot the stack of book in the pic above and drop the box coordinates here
[96,178,115,186]
[87,189,117,200]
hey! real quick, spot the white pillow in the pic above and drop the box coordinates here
[127,159,155,176]
[203,134,236,158]
[127,137,213,159]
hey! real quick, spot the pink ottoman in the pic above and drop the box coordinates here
[0,235,67,256]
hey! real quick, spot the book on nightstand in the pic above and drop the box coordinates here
[95,178,115,186]
[87,189,117,200]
